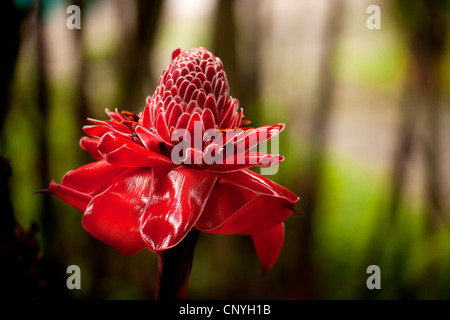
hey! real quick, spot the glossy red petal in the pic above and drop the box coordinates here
[186,100,198,115]
[167,103,183,128]
[202,107,216,132]
[196,181,293,234]
[87,118,133,138]
[233,124,285,152]
[46,180,92,212]
[135,126,161,153]
[178,79,190,100]
[229,112,242,129]
[218,99,236,129]
[141,102,152,128]
[183,83,196,102]
[205,153,284,173]
[251,223,285,276]
[171,48,181,61]
[180,147,204,165]
[82,169,151,255]
[140,168,216,251]
[196,90,207,108]
[185,112,203,149]
[79,137,103,160]
[216,168,299,203]
[61,159,129,195]
[186,112,202,135]
[105,108,127,122]
[195,181,252,231]
[176,112,191,130]
[204,94,219,122]
[83,125,109,138]
[156,112,170,143]
[97,132,176,168]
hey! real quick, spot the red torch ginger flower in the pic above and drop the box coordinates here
[45,47,299,274]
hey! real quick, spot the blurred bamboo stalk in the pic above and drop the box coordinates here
[416,1,447,228]
[25,0,68,299]
[213,0,237,92]
[72,0,89,137]
[0,1,23,135]
[119,0,163,110]
[213,0,261,124]
[0,157,43,298]
[360,0,449,300]
[70,0,111,299]
[390,0,448,229]
[293,0,345,300]
[388,72,417,221]
[1,2,29,295]
[36,0,54,254]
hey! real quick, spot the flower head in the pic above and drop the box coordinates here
[44,47,299,274]
[144,47,241,133]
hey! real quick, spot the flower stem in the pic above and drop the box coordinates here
[155,228,200,300]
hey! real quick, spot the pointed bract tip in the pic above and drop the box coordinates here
[171,48,182,61]
[33,180,56,195]
[259,268,267,278]
[32,188,48,195]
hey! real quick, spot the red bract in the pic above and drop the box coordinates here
[45,47,299,274]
